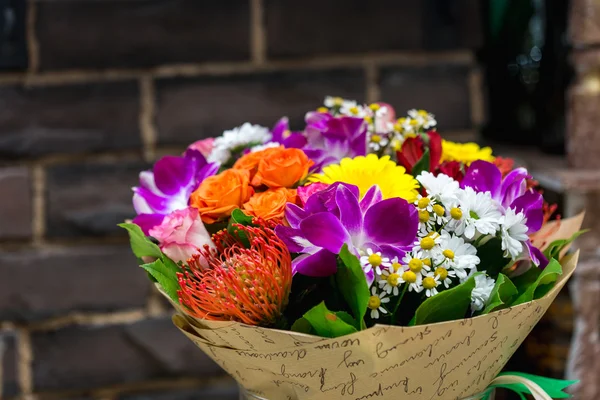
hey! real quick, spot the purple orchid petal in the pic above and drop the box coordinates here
[379,244,407,262]
[511,190,544,233]
[335,184,363,237]
[364,268,375,286]
[293,249,338,277]
[133,213,166,235]
[300,212,350,254]
[461,160,502,199]
[284,203,309,228]
[282,133,308,149]
[500,167,529,207]
[153,156,194,196]
[527,241,549,269]
[271,117,289,142]
[363,198,418,246]
[133,187,171,214]
[359,185,383,213]
[275,225,316,253]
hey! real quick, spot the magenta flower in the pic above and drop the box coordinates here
[270,117,308,149]
[275,183,418,284]
[132,149,219,234]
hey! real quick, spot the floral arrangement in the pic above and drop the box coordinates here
[121,97,583,400]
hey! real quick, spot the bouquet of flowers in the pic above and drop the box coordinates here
[121,97,584,400]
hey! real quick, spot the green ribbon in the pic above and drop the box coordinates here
[482,372,578,400]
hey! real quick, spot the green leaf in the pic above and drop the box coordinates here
[543,229,588,261]
[480,273,517,315]
[476,237,512,278]
[140,259,180,303]
[411,148,430,177]
[226,208,254,246]
[290,318,315,335]
[414,273,478,325]
[336,244,370,330]
[492,372,577,399]
[303,302,358,338]
[118,223,162,259]
[511,258,563,306]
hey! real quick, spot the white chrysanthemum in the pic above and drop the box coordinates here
[471,274,496,312]
[407,109,437,129]
[207,146,231,164]
[368,287,390,319]
[213,123,271,151]
[450,187,502,239]
[500,208,530,259]
[250,142,280,153]
[435,231,480,281]
[416,172,460,207]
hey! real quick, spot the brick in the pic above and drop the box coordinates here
[0,0,28,70]
[379,65,472,131]
[265,0,422,58]
[423,0,483,50]
[0,167,32,239]
[119,384,238,400]
[32,317,225,391]
[156,69,365,146]
[0,82,140,158]
[46,161,149,237]
[0,245,149,320]
[0,332,19,398]
[36,1,250,70]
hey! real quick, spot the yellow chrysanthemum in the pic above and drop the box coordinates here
[441,140,495,165]
[309,154,419,201]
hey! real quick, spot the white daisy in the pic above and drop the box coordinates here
[451,187,502,239]
[433,266,456,288]
[378,269,402,296]
[471,274,496,313]
[368,133,389,152]
[422,273,441,297]
[416,172,460,207]
[207,146,231,164]
[360,248,391,276]
[397,269,423,293]
[401,251,431,276]
[412,233,442,258]
[499,208,530,259]
[435,231,480,282]
[368,287,390,319]
[407,109,437,129]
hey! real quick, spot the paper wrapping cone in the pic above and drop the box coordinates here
[166,213,584,400]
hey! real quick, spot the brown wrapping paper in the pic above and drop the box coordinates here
[166,214,585,400]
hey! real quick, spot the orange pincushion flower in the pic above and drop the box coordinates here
[233,146,283,179]
[190,169,254,224]
[243,188,297,221]
[251,147,314,188]
[177,221,292,326]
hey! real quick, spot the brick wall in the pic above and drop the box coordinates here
[0,1,483,399]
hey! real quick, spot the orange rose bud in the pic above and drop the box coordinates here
[233,146,283,179]
[243,188,297,221]
[190,169,254,224]
[251,148,314,188]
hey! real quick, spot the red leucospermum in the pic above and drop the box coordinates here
[177,220,292,327]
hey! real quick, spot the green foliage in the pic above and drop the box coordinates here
[226,208,255,246]
[414,273,478,325]
[118,223,162,259]
[476,237,512,278]
[543,230,588,261]
[411,148,430,177]
[480,273,517,315]
[336,244,370,330]
[140,259,180,304]
[290,317,315,335]
[511,258,562,306]
[302,302,358,338]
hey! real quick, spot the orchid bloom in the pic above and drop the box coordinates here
[270,117,308,149]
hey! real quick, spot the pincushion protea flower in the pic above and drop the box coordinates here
[177,220,292,327]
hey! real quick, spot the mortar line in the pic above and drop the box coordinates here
[25,0,40,74]
[365,62,380,103]
[26,309,148,333]
[31,165,45,246]
[139,76,158,162]
[16,328,33,395]
[250,0,267,65]
[468,67,485,127]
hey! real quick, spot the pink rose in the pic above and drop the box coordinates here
[297,182,329,206]
[149,207,213,264]
[188,138,215,158]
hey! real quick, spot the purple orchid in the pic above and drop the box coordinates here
[275,182,418,284]
[270,117,308,149]
[132,149,219,234]
[303,112,368,169]
[461,160,548,268]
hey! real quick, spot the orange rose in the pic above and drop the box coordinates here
[251,148,314,188]
[233,146,283,179]
[190,169,254,223]
[243,188,297,221]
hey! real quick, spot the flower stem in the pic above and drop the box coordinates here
[390,284,409,324]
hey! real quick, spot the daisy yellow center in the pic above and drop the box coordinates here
[394,123,403,132]
[423,277,437,289]
[397,118,406,124]
[423,258,432,267]
[450,207,463,220]
[368,253,382,267]
[349,106,359,115]
[433,204,445,216]
[420,237,435,250]
[369,103,380,111]
[364,116,373,124]
[435,267,448,280]
[392,139,402,151]
[402,271,417,283]
[317,106,329,113]
[392,262,402,272]
[418,210,430,223]
[409,119,418,126]
[441,140,495,165]
[408,258,423,272]
[308,154,419,201]
[368,295,381,310]
[418,197,430,209]
[371,134,382,143]
[387,273,400,286]
[417,110,429,117]
[333,97,344,106]
[443,249,455,260]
